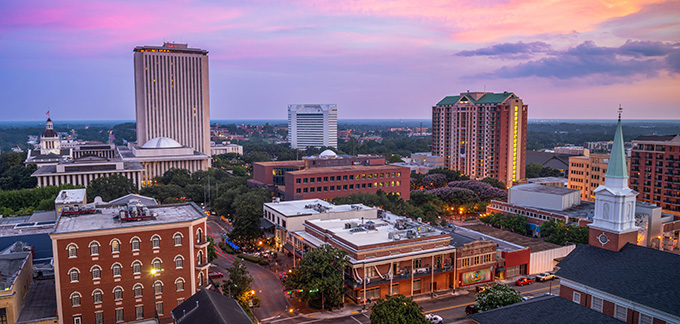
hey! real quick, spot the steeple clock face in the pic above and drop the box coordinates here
[598,233,609,245]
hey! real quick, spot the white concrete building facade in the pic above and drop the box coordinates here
[288,104,338,149]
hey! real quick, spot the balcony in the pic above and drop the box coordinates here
[347,265,454,289]
[195,240,209,249]
[196,262,210,271]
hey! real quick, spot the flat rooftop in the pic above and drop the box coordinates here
[16,279,58,324]
[54,189,86,204]
[265,199,374,217]
[527,177,568,184]
[460,224,561,252]
[0,252,30,291]
[254,160,305,167]
[511,183,577,196]
[498,199,596,220]
[52,202,206,235]
[306,217,449,248]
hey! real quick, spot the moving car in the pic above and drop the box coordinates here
[208,271,224,279]
[425,313,443,324]
[515,277,533,286]
[536,272,556,282]
[465,305,478,315]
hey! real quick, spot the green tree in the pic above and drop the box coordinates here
[159,168,192,187]
[481,177,506,190]
[475,284,522,312]
[207,236,218,262]
[86,175,138,202]
[0,152,37,190]
[284,245,349,310]
[427,168,469,182]
[386,154,404,163]
[223,260,254,307]
[230,189,270,241]
[370,294,429,324]
[526,163,543,179]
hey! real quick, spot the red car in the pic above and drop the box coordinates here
[515,277,533,286]
[209,271,224,279]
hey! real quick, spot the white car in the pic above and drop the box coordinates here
[425,313,443,324]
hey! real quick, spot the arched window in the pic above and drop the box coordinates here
[130,237,141,251]
[174,255,184,269]
[152,258,162,271]
[154,281,163,295]
[93,289,103,303]
[67,244,77,258]
[111,239,120,253]
[133,284,143,298]
[132,261,142,275]
[173,233,183,246]
[112,263,122,277]
[151,235,161,248]
[198,272,204,286]
[69,268,79,282]
[196,228,203,243]
[113,286,123,301]
[89,241,100,256]
[197,251,204,265]
[91,265,101,280]
[175,278,185,291]
[70,292,81,306]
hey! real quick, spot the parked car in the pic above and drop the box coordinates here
[465,305,478,315]
[425,313,443,324]
[515,277,533,286]
[278,273,287,281]
[536,272,556,282]
[208,271,224,279]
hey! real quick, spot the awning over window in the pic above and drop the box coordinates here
[260,217,276,230]
[283,243,295,253]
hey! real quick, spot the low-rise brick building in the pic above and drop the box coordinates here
[51,202,208,324]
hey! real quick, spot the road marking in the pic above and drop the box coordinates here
[361,313,370,319]
[350,315,363,324]
[423,284,560,314]
[267,315,304,323]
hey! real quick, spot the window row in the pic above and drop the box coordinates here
[67,233,187,258]
[295,181,402,194]
[69,279,184,307]
[295,172,403,184]
[71,301,171,324]
[67,256,186,282]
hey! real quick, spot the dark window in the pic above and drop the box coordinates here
[343,175,348,180]
[296,179,301,184]
[368,183,373,188]
[336,186,341,191]
[323,177,328,182]
[303,188,308,193]
[350,175,355,180]
[324,186,328,192]
[303,178,308,183]
[317,177,322,182]
[296,189,301,194]
[362,183,367,188]
[330,186,335,191]
[349,184,354,189]
[310,178,315,183]
[330,176,335,181]
[343,185,348,190]
[310,187,315,193]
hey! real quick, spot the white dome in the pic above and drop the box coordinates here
[142,137,183,149]
[319,149,337,158]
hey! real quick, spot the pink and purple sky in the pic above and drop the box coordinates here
[1,0,679,121]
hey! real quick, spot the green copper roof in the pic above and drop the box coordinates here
[436,92,513,106]
[606,118,628,179]
[437,96,461,105]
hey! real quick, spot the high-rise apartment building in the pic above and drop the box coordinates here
[134,43,211,156]
[629,134,680,214]
[568,152,630,201]
[432,91,527,187]
[288,104,337,149]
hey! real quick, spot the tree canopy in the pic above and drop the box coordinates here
[229,189,270,241]
[370,294,429,324]
[0,152,37,190]
[284,245,349,310]
[539,218,588,245]
[86,174,138,202]
[475,284,522,312]
[223,259,255,309]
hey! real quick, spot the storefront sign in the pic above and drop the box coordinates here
[461,268,491,285]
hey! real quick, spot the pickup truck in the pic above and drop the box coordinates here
[536,272,556,282]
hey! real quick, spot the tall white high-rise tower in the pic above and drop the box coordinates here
[288,104,338,150]
[133,43,210,156]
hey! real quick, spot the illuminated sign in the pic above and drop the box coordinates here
[461,268,492,285]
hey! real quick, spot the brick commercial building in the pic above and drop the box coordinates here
[51,202,209,324]
[251,152,411,201]
[629,134,680,215]
[432,91,527,187]
[568,152,631,201]
[294,213,516,304]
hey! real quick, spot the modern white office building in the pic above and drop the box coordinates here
[133,42,211,156]
[288,104,338,149]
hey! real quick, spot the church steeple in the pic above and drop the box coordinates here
[588,107,639,252]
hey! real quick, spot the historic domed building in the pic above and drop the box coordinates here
[25,117,73,166]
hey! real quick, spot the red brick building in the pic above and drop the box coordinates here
[432,91,527,187]
[51,202,208,324]
[629,134,680,215]
[250,153,411,201]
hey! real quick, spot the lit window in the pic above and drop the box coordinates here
[68,244,77,258]
[111,239,120,253]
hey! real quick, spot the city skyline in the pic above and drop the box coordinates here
[1,0,679,121]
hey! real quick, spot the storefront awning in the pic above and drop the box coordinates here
[283,243,295,253]
[495,267,506,274]
[260,217,276,230]
[264,231,275,239]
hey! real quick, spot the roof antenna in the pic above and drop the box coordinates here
[618,104,623,121]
